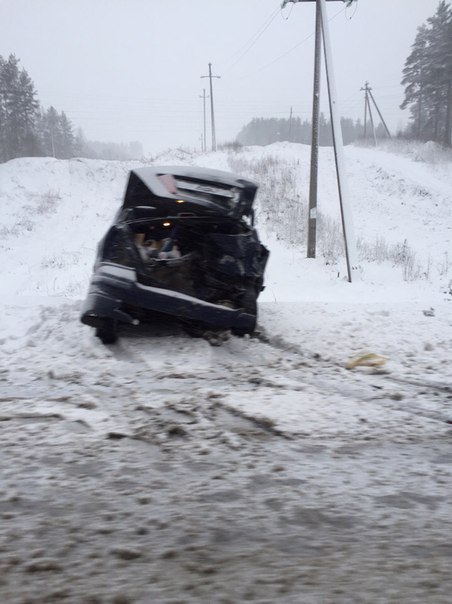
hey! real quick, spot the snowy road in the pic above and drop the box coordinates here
[1,144,452,601]
[1,301,451,603]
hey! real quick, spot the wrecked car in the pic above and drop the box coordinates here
[80,165,269,343]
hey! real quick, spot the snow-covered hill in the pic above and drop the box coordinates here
[1,143,451,301]
[1,140,451,450]
[1,143,452,603]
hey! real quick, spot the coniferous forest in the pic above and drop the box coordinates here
[0,53,142,162]
[0,54,75,161]
[235,115,388,147]
[401,0,452,147]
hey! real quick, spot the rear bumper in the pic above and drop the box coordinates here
[80,262,255,331]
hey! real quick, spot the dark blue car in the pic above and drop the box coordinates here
[80,165,269,343]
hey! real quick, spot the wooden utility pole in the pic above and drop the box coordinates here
[282,0,358,282]
[199,88,209,152]
[201,63,220,151]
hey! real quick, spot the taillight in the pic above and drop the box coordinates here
[101,226,137,267]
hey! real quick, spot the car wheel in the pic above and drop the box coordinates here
[233,287,257,336]
[95,319,118,344]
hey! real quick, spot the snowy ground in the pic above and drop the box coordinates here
[0,143,451,603]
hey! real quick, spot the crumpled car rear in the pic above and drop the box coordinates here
[80,165,269,343]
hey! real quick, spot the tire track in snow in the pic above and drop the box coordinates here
[254,326,452,427]
[4,300,449,448]
[112,323,452,445]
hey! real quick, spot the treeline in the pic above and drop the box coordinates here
[75,132,143,161]
[0,54,143,162]
[401,0,452,146]
[236,114,388,147]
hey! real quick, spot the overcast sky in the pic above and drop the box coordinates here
[0,0,445,155]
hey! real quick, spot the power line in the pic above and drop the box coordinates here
[234,5,346,80]
[223,7,281,73]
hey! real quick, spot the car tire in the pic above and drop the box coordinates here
[95,319,118,344]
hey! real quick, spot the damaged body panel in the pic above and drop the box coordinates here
[81,166,269,343]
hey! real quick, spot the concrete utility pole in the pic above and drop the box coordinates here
[319,0,358,282]
[361,82,391,143]
[307,0,322,259]
[201,63,220,152]
[368,88,391,138]
[368,94,378,146]
[361,82,375,144]
[363,82,368,140]
[282,0,357,282]
[281,0,358,282]
[288,106,293,142]
[199,88,209,152]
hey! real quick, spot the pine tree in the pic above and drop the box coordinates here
[401,24,429,139]
[437,3,452,145]
[0,54,40,160]
[37,106,58,157]
[401,1,452,146]
[35,106,76,159]
[59,111,75,159]
[0,53,138,161]
[0,54,80,161]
